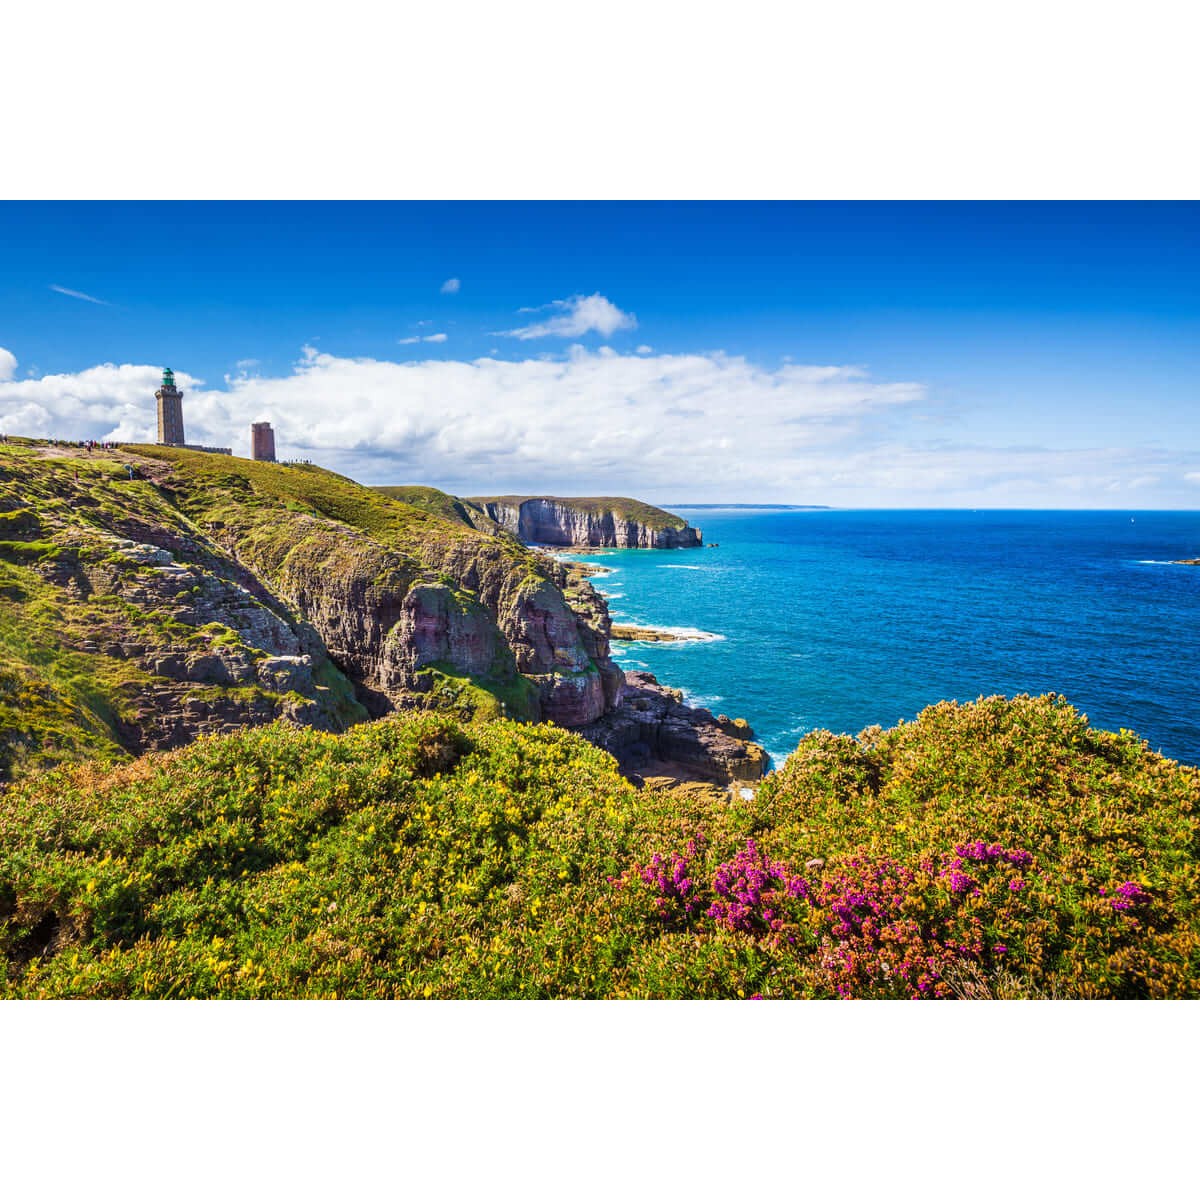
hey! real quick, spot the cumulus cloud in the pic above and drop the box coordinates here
[636,344,653,355]
[440,278,461,294]
[0,347,16,383]
[1186,472,1200,484]
[50,284,110,306]
[494,293,637,340]
[0,345,921,490]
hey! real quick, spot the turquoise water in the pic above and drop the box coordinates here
[564,509,1200,768]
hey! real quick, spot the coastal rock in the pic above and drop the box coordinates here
[466,496,702,549]
[256,655,315,694]
[610,625,683,643]
[577,670,768,786]
[392,582,498,681]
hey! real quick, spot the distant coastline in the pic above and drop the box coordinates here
[667,503,832,510]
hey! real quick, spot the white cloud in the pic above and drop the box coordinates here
[5,347,1198,507]
[50,284,110,306]
[399,333,448,345]
[494,293,637,340]
[2,347,921,489]
[636,344,653,355]
[235,358,260,370]
[0,361,205,443]
[425,332,448,344]
[440,278,461,294]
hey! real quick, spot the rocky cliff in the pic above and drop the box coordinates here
[0,442,623,779]
[576,670,769,786]
[464,495,702,548]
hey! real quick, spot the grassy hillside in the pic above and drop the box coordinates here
[371,485,493,530]
[0,443,612,783]
[3,692,1195,999]
[134,447,494,556]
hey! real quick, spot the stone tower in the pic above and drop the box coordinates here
[156,368,185,446]
[250,421,276,462]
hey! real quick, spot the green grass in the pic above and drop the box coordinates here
[371,485,487,529]
[2,693,1196,999]
[133,446,488,553]
[415,661,541,724]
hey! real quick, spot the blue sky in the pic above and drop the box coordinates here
[2,201,1198,506]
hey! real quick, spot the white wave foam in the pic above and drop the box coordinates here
[659,564,705,571]
[662,626,725,642]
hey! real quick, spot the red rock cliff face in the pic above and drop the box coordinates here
[413,537,621,724]
[472,498,702,548]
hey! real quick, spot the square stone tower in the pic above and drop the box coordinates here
[155,368,185,445]
[250,421,276,462]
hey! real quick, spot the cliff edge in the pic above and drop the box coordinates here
[0,442,623,779]
[462,495,702,548]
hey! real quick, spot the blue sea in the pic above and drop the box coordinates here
[563,510,1200,768]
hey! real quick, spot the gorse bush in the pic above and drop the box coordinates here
[1,694,1196,998]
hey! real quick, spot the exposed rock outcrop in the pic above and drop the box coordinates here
[412,537,620,724]
[577,670,769,786]
[202,508,619,726]
[466,496,702,549]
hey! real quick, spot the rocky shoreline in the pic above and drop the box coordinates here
[577,670,768,789]
[551,555,766,786]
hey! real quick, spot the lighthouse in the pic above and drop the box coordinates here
[156,368,185,446]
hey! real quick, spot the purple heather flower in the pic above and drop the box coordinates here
[1109,881,1150,913]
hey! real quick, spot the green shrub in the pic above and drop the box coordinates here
[2,694,1196,999]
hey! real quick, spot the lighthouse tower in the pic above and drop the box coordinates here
[156,368,186,445]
